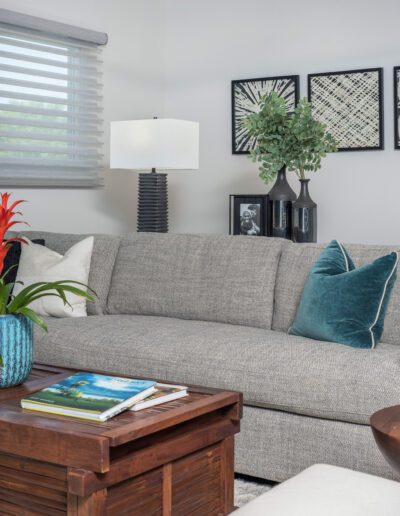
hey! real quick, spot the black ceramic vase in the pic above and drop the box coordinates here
[292,179,317,243]
[268,167,296,239]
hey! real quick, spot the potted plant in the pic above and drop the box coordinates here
[0,193,95,387]
[245,92,337,241]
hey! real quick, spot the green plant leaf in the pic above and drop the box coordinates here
[0,281,12,314]
[15,307,48,332]
[24,292,72,309]
[51,280,97,297]
[244,93,338,181]
[1,264,19,282]
[50,285,95,302]
[55,287,69,306]
[7,282,53,311]
[7,280,96,313]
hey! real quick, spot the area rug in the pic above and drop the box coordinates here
[234,476,273,507]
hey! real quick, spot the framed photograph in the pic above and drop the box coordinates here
[231,75,299,154]
[394,67,400,149]
[229,195,268,236]
[308,68,384,151]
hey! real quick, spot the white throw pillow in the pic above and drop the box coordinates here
[13,236,94,318]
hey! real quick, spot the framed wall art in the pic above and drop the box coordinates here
[231,75,299,154]
[394,67,400,149]
[229,195,268,236]
[308,68,384,151]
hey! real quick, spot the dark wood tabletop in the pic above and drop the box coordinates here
[370,405,400,475]
[0,363,242,515]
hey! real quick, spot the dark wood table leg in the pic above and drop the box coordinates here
[221,436,235,514]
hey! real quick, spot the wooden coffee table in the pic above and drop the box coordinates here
[0,364,242,515]
[371,405,400,475]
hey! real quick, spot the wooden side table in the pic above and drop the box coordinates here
[371,405,400,474]
[0,363,242,515]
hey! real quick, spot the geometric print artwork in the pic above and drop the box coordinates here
[394,67,400,149]
[232,75,299,154]
[308,68,384,151]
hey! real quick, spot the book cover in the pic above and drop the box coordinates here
[131,383,188,411]
[22,372,156,419]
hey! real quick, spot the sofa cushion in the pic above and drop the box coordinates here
[2,239,44,285]
[14,237,94,318]
[273,242,400,346]
[107,234,285,329]
[10,231,120,315]
[289,241,398,349]
[34,315,400,425]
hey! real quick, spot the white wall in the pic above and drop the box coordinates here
[0,0,165,233]
[2,0,400,244]
[164,0,400,244]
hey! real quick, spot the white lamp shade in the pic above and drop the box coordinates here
[110,118,199,170]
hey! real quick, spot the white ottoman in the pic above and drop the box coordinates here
[235,464,400,516]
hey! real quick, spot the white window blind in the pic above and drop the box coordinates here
[0,18,105,186]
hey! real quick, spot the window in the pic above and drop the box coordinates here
[0,20,104,186]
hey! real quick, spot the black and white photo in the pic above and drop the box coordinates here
[240,203,261,235]
[394,67,400,149]
[229,195,268,236]
[308,68,384,151]
[232,75,299,154]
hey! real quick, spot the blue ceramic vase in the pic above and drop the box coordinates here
[0,315,33,388]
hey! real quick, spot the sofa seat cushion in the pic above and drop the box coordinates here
[34,315,400,425]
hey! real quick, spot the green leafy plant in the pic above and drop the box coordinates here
[0,276,95,332]
[0,192,95,331]
[244,92,338,183]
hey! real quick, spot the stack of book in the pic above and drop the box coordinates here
[21,372,188,422]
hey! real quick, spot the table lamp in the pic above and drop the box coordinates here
[110,118,199,232]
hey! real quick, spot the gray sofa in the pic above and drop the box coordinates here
[19,231,400,482]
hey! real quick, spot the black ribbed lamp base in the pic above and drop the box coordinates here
[138,172,168,233]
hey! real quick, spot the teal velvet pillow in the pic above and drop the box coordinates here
[289,240,398,348]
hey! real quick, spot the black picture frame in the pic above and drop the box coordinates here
[229,195,268,236]
[231,75,299,155]
[308,68,384,151]
[394,67,400,149]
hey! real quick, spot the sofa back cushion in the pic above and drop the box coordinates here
[11,231,120,315]
[273,241,400,345]
[107,233,285,329]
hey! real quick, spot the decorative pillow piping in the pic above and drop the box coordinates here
[368,251,399,349]
[337,241,350,272]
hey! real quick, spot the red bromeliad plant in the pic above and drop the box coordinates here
[0,193,28,274]
[0,193,95,331]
